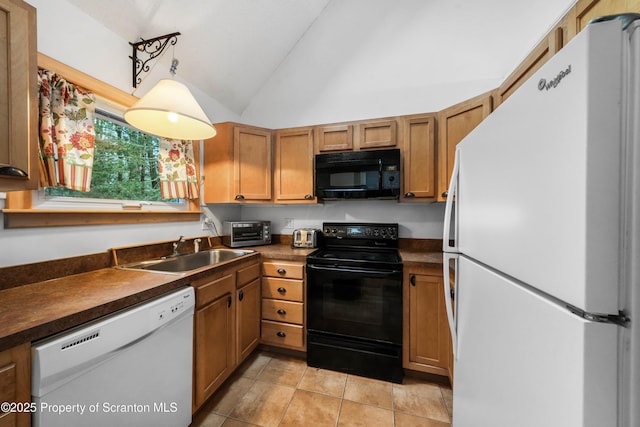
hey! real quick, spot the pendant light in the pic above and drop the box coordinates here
[125,33,217,140]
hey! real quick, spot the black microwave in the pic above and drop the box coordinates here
[315,148,401,200]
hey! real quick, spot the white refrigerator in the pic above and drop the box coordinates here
[442,15,639,427]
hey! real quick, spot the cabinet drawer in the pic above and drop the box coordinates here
[195,273,235,308]
[237,262,261,288]
[262,261,304,279]
[262,299,303,324]
[261,320,304,349]
[262,278,303,302]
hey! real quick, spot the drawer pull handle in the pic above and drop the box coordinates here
[277,309,287,315]
[277,331,286,338]
[235,194,245,200]
[405,192,415,197]
[304,194,313,200]
[277,268,286,274]
[277,287,287,293]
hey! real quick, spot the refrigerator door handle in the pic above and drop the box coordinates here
[443,148,460,252]
[443,252,459,359]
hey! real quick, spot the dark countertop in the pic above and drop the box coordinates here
[0,243,440,352]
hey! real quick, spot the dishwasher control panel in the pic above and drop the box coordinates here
[156,290,193,322]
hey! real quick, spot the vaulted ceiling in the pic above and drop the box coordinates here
[65,0,577,116]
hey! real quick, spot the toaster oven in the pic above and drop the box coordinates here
[222,221,271,247]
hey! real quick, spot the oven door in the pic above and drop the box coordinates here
[306,264,403,344]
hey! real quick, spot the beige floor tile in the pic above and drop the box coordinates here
[440,386,453,418]
[298,367,348,398]
[279,389,341,427]
[395,411,451,427]
[393,378,450,423]
[337,400,394,427]
[204,376,255,416]
[229,380,295,427]
[221,418,258,427]
[256,354,307,387]
[236,351,272,379]
[190,410,226,427]
[343,375,393,409]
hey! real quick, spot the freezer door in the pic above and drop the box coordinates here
[453,256,618,427]
[455,19,625,314]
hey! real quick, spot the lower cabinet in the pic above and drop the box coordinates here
[403,266,452,382]
[0,343,30,427]
[260,260,306,351]
[192,259,261,412]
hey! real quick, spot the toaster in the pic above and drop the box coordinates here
[292,228,321,248]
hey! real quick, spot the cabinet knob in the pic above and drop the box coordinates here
[235,194,245,200]
[276,331,286,338]
[277,309,287,315]
[277,268,286,274]
[410,275,416,286]
[238,290,244,301]
[404,192,415,198]
[277,287,287,293]
[304,194,313,200]
[441,191,448,198]
[227,296,232,307]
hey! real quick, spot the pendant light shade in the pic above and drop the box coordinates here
[124,79,217,140]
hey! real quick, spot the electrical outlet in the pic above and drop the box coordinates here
[284,218,294,229]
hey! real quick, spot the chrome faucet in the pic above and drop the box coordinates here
[172,236,186,255]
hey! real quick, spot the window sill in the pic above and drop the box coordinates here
[2,209,202,228]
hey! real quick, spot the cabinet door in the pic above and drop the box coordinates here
[0,343,30,427]
[194,292,234,411]
[357,119,397,149]
[274,128,316,203]
[401,114,436,201]
[0,0,37,192]
[233,126,272,201]
[437,91,492,202]
[236,278,261,364]
[316,124,353,152]
[404,273,451,377]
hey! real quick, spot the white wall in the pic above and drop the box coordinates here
[238,201,446,239]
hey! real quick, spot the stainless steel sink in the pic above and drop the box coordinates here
[117,248,255,273]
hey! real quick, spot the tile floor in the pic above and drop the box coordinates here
[191,350,453,427]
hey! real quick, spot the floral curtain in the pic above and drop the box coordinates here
[38,69,96,191]
[158,139,199,199]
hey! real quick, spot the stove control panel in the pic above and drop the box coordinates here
[322,223,398,240]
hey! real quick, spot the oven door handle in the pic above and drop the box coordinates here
[307,264,402,277]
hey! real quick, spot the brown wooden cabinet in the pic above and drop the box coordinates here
[192,258,261,412]
[315,124,353,152]
[437,91,493,202]
[203,122,272,203]
[260,260,306,351]
[274,127,316,203]
[0,0,38,192]
[0,343,30,427]
[236,262,261,364]
[567,0,640,38]
[403,267,452,381]
[357,119,397,149]
[192,272,235,411]
[400,114,436,201]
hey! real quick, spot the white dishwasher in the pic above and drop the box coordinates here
[31,286,194,427]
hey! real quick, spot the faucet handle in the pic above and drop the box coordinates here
[194,238,202,253]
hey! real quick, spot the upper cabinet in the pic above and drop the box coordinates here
[316,124,353,152]
[274,127,316,203]
[357,119,397,150]
[437,91,493,202]
[316,118,398,153]
[203,123,272,203]
[401,114,436,201]
[0,0,38,192]
[567,0,640,36]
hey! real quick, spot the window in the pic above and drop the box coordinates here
[43,109,182,206]
[2,53,201,228]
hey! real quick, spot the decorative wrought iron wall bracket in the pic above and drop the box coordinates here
[129,32,181,88]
